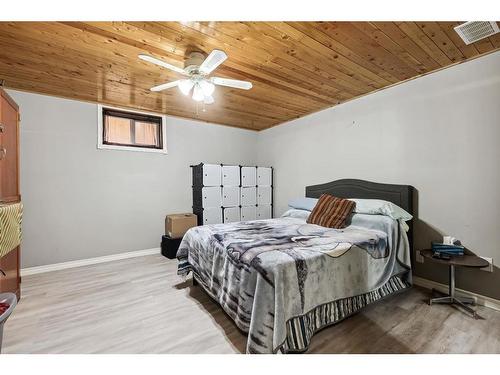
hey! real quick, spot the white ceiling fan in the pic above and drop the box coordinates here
[139,50,252,104]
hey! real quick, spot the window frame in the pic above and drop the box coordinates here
[97,104,167,154]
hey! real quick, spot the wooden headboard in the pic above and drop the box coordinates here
[305,179,414,250]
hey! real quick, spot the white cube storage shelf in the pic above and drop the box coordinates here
[257,186,272,205]
[222,186,240,207]
[222,165,240,186]
[257,205,272,220]
[223,207,241,223]
[192,163,273,225]
[202,164,222,186]
[257,167,272,186]
[202,186,222,207]
[241,167,257,186]
[241,206,257,221]
[203,207,223,225]
[240,187,257,206]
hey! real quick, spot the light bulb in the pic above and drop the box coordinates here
[178,79,194,95]
[199,80,215,96]
[204,95,215,105]
[192,83,204,101]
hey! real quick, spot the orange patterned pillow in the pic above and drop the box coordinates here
[307,194,355,229]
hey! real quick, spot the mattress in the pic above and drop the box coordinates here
[177,213,411,353]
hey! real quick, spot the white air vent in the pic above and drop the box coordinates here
[454,21,500,45]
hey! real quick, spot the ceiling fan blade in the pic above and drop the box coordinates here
[138,54,186,75]
[199,50,228,74]
[211,77,252,90]
[150,80,180,92]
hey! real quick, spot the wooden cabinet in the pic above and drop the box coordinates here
[0,90,20,203]
[0,88,21,300]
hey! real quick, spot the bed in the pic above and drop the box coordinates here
[177,179,414,353]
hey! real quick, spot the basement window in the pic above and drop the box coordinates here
[97,105,167,153]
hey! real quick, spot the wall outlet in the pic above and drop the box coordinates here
[480,257,493,272]
[416,250,424,263]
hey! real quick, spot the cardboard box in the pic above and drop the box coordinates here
[165,213,197,238]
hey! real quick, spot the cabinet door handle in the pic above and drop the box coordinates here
[0,147,6,160]
[0,124,4,133]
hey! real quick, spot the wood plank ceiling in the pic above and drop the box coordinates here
[0,22,499,130]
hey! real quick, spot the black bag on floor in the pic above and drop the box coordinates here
[161,235,182,259]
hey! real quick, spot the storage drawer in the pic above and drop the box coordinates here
[222,165,240,186]
[257,205,272,220]
[202,164,221,186]
[257,167,272,186]
[202,186,221,208]
[240,206,256,221]
[203,207,222,225]
[241,166,257,187]
[222,186,240,207]
[223,206,240,223]
[240,187,256,206]
[257,186,272,205]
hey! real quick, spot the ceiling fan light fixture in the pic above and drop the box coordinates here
[203,95,215,105]
[140,49,252,106]
[199,80,215,96]
[178,79,194,95]
[192,83,205,102]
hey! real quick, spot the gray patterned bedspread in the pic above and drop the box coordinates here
[177,214,411,353]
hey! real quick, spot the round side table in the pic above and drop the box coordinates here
[420,250,489,319]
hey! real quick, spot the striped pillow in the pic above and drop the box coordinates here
[307,194,355,229]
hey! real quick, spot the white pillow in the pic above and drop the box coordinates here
[281,209,310,220]
[349,199,412,221]
[288,197,318,212]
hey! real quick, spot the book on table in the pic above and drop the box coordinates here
[431,242,464,256]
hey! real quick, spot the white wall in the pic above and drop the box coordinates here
[8,90,257,268]
[257,51,500,299]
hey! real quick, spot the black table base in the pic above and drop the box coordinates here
[428,264,483,319]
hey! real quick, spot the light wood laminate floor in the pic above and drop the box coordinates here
[3,254,500,353]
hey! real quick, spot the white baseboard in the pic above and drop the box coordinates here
[413,275,500,312]
[21,248,161,276]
